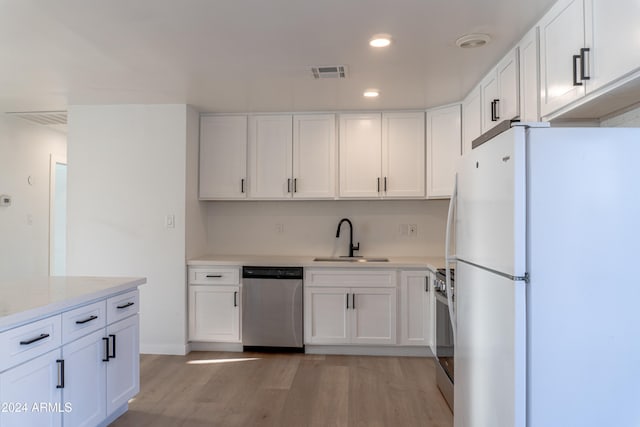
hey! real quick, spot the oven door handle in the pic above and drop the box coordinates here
[445,174,458,341]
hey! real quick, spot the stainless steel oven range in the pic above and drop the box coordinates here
[434,268,454,410]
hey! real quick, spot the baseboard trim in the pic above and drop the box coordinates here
[188,342,244,352]
[305,345,434,357]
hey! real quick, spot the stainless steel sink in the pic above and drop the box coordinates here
[313,257,389,263]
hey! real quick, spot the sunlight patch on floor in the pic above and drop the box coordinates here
[186,357,261,365]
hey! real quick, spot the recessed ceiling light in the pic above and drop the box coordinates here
[369,34,392,48]
[363,89,380,98]
[455,33,491,48]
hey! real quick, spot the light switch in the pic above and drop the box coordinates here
[165,215,175,228]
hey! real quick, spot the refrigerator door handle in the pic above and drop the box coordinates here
[445,173,458,341]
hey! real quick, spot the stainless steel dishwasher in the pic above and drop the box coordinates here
[242,266,303,351]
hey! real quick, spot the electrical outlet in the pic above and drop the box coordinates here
[275,223,285,233]
[408,224,418,237]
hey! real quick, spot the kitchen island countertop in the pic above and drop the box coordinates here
[0,276,146,332]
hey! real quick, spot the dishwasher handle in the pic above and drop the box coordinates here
[242,266,303,280]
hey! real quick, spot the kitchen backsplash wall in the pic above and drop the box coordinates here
[601,105,640,127]
[205,199,448,257]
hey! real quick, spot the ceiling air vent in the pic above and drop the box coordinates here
[311,65,348,79]
[6,111,67,127]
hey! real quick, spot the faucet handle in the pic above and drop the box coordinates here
[352,242,360,251]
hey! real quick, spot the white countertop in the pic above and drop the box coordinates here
[188,255,444,271]
[0,276,146,332]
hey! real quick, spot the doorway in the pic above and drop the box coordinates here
[49,155,67,276]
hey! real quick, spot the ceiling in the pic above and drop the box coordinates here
[0,0,556,114]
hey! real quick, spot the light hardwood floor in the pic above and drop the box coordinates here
[110,351,453,427]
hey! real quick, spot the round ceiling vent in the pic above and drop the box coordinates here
[455,33,491,48]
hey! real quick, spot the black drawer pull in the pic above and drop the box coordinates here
[573,54,583,86]
[425,276,429,292]
[346,293,350,309]
[102,337,110,362]
[75,315,98,325]
[206,275,223,278]
[109,334,116,358]
[116,302,135,309]
[56,359,65,389]
[20,333,50,345]
[233,291,238,307]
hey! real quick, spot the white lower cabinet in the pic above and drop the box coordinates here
[189,285,241,342]
[0,289,140,427]
[106,314,140,415]
[304,269,397,346]
[399,270,432,347]
[0,349,63,427]
[62,329,106,427]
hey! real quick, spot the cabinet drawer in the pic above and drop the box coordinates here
[305,269,397,287]
[107,290,139,325]
[62,300,107,344]
[189,267,240,285]
[0,315,62,372]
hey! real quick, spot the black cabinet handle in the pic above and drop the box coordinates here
[241,178,245,193]
[56,359,65,389]
[20,333,50,345]
[493,99,500,120]
[117,302,134,309]
[346,293,350,309]
[109,334,116,359]
[377,177,381,192]
[425,276,429,292]
[206,275,223,278]
[102,337,110,362]
[233,291,238,307]
[293,178,297,193]
[580,48,590,80]
[287,178,292,193]
[384,177,387,192]
[352,294,356,309]
[573,54,583,86]
[75,315,98,325]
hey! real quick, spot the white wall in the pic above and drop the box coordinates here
[601,105,640,127]
[205,199,448,257]
[67,104,193,355]
[0,118,66,280]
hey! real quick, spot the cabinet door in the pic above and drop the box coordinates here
[292,114,336,199]
[304,287,350,344]
[462,85,482,155]
[381,112,425,198]
[248,115,293,199]
[586,0,640,93]
[497,47,520,122]
[400,271,430,346]
[519,27,540,122]
[0,350,62,427]
[480,71,499,133]
[351,288,397,345]
[339,113,382,198]
[62,329,106,427]
[189,285,240,342]
[426,104,461,199]
[539,0,586,117]
[106,314,139,415]
[199,116,247,199]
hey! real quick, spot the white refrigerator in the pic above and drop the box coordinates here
[448,123,640,427]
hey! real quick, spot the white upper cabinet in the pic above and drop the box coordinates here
[426,104,461,199]
[339,112,425,199]
[381,112,426,198]
[248,115,293,199]
[292,114,336,199]
[462,85,482,155]
[586,0,640,94]
[339,113,383,198]
[539,0,587,117]
[518,27,540,122]
[199,115,247,199]
[481,47,519,133]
